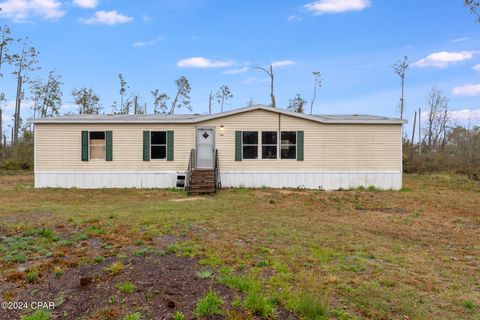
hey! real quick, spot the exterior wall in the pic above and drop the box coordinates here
[34,109,403,189]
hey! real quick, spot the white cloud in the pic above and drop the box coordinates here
[452,83,480,96]
[412,51,475,68]
[452,37,468,43]
[80,10,133,25]
[0,0,65,21]
[132,36,163,47]
[223,66,248,74]
[176,57,235,68]
[271,60,296,67]
[72,0,98,9]
[473,64,480,72]
[242,77,256,84]
[305,0,370,15]
[287,15,302,22]
[449,108,480,121]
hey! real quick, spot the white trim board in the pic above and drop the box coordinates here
[35,170,401,190]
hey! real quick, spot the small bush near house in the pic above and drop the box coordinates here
[195,288,224,316]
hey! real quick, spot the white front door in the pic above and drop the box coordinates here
[196,127,215,169]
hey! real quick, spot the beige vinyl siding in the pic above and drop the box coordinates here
[35,109,402,172]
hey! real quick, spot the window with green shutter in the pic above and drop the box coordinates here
[167,130,174,161]
[81,131,89,161]
[296,130,304,161]
[235,131,242,161]
[106,131,113,161]
[143,131,150,161]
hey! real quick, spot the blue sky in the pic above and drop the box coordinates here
[0,0,479,138]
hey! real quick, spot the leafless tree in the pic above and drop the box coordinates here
[254,64,276,107]
[169,76,191,114]
[465,0,480,22]
[215,85,233,112]
[424,87,449,148]
[392,56,409,119]
[310,71,323,115]
[288,94,306,113]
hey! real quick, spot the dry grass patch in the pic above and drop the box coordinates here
[0,173,478,319]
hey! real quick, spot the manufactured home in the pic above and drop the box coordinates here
[30,105,406,191]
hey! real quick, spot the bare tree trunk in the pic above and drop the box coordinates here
[400,77,405,119]
[418,108,422,155]
[310,84,317,115]
[169,91,180,115]
[208,91,212,115]
[2,134,5,162]
[13,75,22,157]
[134,96,138,114]
[0,108,2,165]
[411,111,416,145]
[269,65,275,108]
[254,65,276,108]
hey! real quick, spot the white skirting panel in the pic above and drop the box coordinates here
[35,171,178,189]
[35,171,402,190]
[220,171,402,190]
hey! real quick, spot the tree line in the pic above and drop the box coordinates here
[0,0,479,174]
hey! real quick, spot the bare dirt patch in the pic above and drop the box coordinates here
[0,252,260,319]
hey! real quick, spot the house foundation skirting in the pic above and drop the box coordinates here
[34,171,178,189]
[35,171,402,190]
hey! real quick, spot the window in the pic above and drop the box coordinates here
[89,131,105,160]
[151,131,167,159]
[242,131,258,159]
[281,131,296,159]
[262,131,277,159]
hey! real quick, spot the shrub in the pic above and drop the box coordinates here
[195,288,224,316]
[21,309,51,320]
[115,281,135,294]
[463,300,475,310]
[93,256,105,264]
[172,311,185,320]
[289,292,327,320]
[53,267,64,278]
[244,290,275,317]
[122,312,141,320]
[26,270,39,283]
[104,262,124,275]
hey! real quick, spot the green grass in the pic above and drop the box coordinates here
[20,309,52,320]
[195,288,224,316]
[122,312,141,320]
[196,270,214,279]
[115,281,136,294]
[26,270,39,283]
[244,290,275,317]
[1,173,479,320]
[289,292,327,320]
[104,262,124,275]
[172,311,185,320]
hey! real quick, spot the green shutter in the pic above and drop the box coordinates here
[167,130,174,161]
[81,131,89,161]
[143,131,150,161]
[297,131,304,161]
[106,131,113,161]
[235,131,242,161]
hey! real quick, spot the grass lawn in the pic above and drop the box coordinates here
[0,173,479,319]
